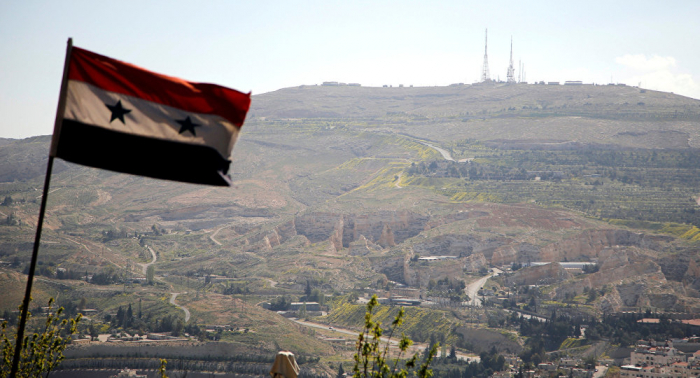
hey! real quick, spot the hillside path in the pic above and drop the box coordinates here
[210,226,225,246]
[63,235,124,270]
[395,172,403,188]
[139,246,157,275]
[170,292,191,323]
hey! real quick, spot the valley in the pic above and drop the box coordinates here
[1,82,700,377]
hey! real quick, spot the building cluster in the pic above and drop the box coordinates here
[322,81,361,86]
[621,341,700,378]
[489,357,597,378]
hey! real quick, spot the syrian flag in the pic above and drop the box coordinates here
[50,43,251,186]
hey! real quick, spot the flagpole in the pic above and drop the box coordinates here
[10,38,72,378]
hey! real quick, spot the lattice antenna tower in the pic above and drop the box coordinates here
[507,37,515,83]
[481,28,491,82]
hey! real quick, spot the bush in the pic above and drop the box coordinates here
[353,295,437,378]
[0,298,81,378]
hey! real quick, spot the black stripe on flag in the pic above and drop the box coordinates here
[56,120,232,186]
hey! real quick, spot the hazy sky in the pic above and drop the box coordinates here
[1,1,699,139]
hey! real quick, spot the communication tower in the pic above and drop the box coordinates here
[507,37,515,83]
[481,29,491,82]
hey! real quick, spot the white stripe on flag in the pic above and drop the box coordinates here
[63,80,239,158]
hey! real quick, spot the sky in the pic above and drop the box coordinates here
[1,0,699,139]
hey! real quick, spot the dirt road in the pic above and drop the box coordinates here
[139,246,157,275]
[170,292,191,323]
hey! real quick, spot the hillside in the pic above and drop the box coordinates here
[252,83,700,149]
[1,84,700,368]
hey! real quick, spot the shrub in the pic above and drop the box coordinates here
[353,295,437,378]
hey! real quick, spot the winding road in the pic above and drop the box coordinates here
[139,246,157,275]
[170,292,191,323]
[210,226,226,246]
[138,245,191,323]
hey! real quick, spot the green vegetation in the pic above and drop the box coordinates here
[404,144,700,230]
[327,300,459,345]
[353,295,436,378]
[0,298,81,378]
[430,347,507,378]
[2,84,700,373]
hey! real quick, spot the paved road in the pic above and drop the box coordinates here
[465,268,502,306]
[592,366,608,378]
[419,142,454,161]
[170,292,191,323]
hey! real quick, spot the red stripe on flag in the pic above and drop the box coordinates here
[68,47,251,127]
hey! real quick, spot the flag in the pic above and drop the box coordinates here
[50,45,251,186]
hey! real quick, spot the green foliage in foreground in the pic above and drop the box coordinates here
[353,295,437,378]
[0,298,81,378]
[328,299,458,345]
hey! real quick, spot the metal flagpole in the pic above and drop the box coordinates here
[10,38,72,377]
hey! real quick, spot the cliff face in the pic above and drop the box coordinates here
[491,243,539,266]
[348,235,381,256]
[412,234,512,259]
[223,206,698,311]
[463,253,488,273]
[490,229,672,266]
[340,211,429,248]
[537,230,670,262]
[544,246,696,312]
[234,210,473,253]
[368,253,408,283]
[507,262,572,286]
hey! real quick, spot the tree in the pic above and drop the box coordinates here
[337,363,345,378]
[353,295,437,378]
[0,298,81,378]
[146,265,155,285]
[89,322,99,341]
[298,303,307,320]
[587,289,598,303]
[310,288,325,305]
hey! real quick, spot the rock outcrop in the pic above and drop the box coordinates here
[537,229,670,262]
[348,235,381,256]
[413,234,511,259]
[507,262,572,286]
[233,210,481,252]
[463,253,488,273]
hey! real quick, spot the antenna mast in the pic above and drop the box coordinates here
[481,28,491,82]
[507,36,515,83]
